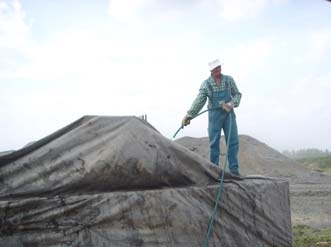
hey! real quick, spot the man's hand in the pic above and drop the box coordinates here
[220,101,234,112]
[182,114,192,127]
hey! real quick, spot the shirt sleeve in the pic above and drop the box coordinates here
[187,82,208,118]
[229,77,242,107]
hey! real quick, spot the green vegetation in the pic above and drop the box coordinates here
[282,149,331,173]
[297,155,331,172]
[293,225,331,247]
[282,148,330,159]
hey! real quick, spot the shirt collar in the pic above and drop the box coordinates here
[208,73,223,85]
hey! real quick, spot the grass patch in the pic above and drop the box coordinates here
[293,225,331,247]
[297,155,331,173]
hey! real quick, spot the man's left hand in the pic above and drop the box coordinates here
[221,102,234,112]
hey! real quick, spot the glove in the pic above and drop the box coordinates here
[182,114,192,127]
[219,101,234,112]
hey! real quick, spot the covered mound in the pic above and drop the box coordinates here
[0,116,292,246]
[0,116,220,198]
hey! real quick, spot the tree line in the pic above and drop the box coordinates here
[282,148,331,159]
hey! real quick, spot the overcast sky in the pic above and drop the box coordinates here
[1,0,330,152]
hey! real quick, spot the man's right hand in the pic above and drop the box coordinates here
[182,114,192,127]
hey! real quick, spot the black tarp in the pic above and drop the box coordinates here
[0,116,292,246]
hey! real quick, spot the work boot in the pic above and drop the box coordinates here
[231,171,240,176]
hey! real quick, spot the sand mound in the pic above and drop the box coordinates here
[175,135,310,177]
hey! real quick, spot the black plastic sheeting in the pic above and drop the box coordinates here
[0,116,292,246]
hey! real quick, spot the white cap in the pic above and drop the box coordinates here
[208,59,222,71]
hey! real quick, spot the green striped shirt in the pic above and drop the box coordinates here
[187,74,242,118]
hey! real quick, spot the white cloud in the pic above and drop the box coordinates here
[277,29,331,67]
[0,0,29,46]
[239,72,331,151]
[0,5,207,149]
[0,0,32,78]
[15,30,113,81]
[309,30,331,61]
[218,0,267,21]
[217,0,287,21]
[108,0,153,22]
[222,39,273,81]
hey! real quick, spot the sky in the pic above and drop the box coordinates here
[0,0,331,152]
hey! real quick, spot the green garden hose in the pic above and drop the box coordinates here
[172,107,233,247]
[172,107,220,139]
[202,111,232,247]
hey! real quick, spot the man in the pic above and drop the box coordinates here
[182,59,242,175]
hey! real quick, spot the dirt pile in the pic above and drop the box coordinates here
[175,135,310,178]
